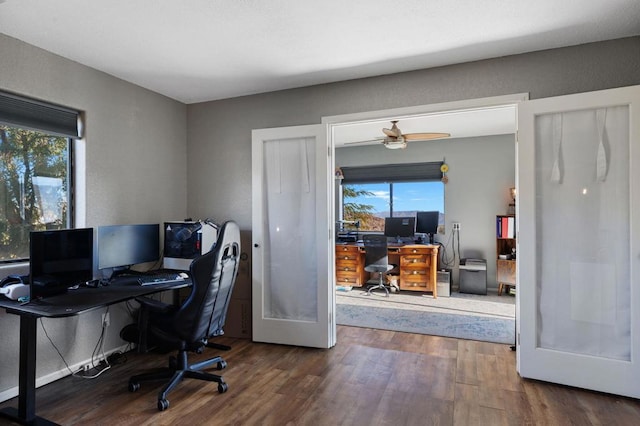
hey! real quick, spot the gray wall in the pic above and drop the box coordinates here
[0,33,187,399]
[336,134,516,289]
[187,36,639,290]
[186,37,640,231]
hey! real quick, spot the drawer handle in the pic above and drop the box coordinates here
[343,267,350,271]
[343,278,350,282]
[412,259,417,263]
[412,249,418,253]
[344,256,349,260]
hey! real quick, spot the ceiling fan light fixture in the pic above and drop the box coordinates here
[383,139,407,149]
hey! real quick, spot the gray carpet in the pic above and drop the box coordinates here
[336,288,516,344]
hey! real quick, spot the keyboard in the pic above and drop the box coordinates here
[136,272,186,286]
[110,271,187,286]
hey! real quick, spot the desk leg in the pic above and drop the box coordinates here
[0,314,59,426]
[431,249,438,298]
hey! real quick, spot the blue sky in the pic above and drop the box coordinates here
[348,182,444,214]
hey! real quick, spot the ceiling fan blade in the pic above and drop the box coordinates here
[382,127,400,138]
[382,120,401,138]
[343,137,386,145]
[403,132,451,141]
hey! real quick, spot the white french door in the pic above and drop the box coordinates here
[517,85,640,397]
[251,124,335,349]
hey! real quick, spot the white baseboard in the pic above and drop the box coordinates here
[0,343,130,404]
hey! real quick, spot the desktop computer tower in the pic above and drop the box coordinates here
[163,221,217,271]
[436,269,451,297]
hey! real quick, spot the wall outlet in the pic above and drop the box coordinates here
[83,364,91,372]
[101,312,110,327]
[453,222,461,231]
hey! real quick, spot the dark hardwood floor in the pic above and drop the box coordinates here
[1,325,638,425]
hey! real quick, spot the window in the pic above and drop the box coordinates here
[0,92,81,262]
[339,162,445,232]
[343,181,444,231]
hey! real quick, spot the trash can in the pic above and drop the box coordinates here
[459,258,487,295]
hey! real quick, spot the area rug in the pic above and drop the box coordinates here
[336,290,515,345]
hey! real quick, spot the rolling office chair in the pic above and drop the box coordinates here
[363,234,395,297]
[128,221,241,411]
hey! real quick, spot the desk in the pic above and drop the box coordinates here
[335,243,439,297]
[0,279,190,426]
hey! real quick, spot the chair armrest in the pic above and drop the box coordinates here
[135,296,176,353]
[135,296,174,314]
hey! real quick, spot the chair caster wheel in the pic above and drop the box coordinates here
[218,382,228,393]
[158,399,169,411]
[216,360,227,370]
[128,382,140,392]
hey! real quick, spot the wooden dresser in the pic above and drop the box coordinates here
[335,244,366,286]
[335,243,439,297]
[397,245,439,296]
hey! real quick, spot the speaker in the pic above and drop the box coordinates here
[436,269,451,297]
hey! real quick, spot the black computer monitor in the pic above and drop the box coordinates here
[416,211,440,244]
[384,217,415,243]
[97,224,160,272]
[29,228,94,298]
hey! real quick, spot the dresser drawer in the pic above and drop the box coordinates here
[335,246,361,262]
[336,245,360,254]
[399,246,432,256]
[399,278,430,291]
[336,271,363,285]
[336,261,360,273]
[401,269,428,278]
[400,254,430,268]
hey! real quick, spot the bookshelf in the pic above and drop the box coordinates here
[496,215,516,295]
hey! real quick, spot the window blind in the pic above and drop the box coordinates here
[0,91,82,138]
[340,161,443,184]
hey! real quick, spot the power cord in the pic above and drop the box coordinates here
[439,227,458,269]
[41,307,123,380]
[39,318,75,376]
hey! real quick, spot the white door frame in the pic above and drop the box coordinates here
[322,93,527,334]
[322,94,529,129]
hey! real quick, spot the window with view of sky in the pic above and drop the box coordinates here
[343,181,444,232]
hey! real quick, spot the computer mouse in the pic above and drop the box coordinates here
[178,272,189,279]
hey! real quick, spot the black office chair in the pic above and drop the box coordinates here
[363,234,395,297]
[128,220,241,411]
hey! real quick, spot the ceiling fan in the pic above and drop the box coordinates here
[344,120,450,149]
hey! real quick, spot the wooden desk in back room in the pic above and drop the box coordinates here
[335,243,440,297]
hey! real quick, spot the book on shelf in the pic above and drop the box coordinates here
[507,216,515,239]
[496,215,516,239]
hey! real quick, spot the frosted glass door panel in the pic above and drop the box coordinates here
[262,138,317,321]
[534,106,630,361]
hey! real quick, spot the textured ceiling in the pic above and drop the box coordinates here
[1,0,639,104]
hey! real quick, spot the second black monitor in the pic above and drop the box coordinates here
[416,211,440,243]
[384,217,415,242]
[97,224,160,271]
